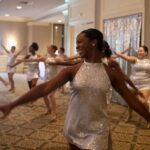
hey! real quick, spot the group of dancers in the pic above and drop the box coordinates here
[0,42,70,121]
[0,28,150,150]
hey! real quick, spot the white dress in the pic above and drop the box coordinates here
[26,55,39,81]
[6,53,16,73]
[64,61,112,150]
[44,55,58,81]
[130,59,150,90]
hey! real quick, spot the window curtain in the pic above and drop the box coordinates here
[104,13,142,105]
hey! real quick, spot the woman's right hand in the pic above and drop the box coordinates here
[0,104,12,119]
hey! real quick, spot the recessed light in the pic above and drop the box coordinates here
[58,20,62,23]
[16,6,23,10]
[5,14,10,17]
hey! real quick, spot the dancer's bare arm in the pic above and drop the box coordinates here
[108,59,144,98]
[0,63,82,118]
[1,44,10,54]
[14,46,27,58]
[115,52,137,63]
[105,65,150,121]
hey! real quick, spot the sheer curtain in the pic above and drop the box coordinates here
[104,13,142,105]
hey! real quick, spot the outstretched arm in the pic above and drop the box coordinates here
[106,66,150,121]
[11,56,45,67]
[108,59,144,97]
[121,47,130,54]
[64,54,81,61]
[14,46,27,58]
[111,47,130,59]
[114,52,137,63]
[0,66,75,118]
[47,57,82,66]
[1,43,10,54]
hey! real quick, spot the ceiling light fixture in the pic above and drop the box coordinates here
[20,1,33,5]
[16,5,23,10]
[58,20,62,23]
[5,14,10,17]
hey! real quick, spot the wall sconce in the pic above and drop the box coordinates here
[6,35,17,50]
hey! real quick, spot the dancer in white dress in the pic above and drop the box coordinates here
[1,44,26,91]
[13,45,79,119]
[26,43,40,89]
[115,46,150,125]
[103,41,144,104]
[43,45,58,120]
[0,29,149,150]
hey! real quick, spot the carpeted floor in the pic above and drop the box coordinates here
[0,73,149,150]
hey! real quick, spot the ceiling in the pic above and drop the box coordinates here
[0,0,66,23]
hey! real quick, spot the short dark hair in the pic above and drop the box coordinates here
[140,45,148,54]
[51,45,58,52]
[60,47,65,53]
[11,46,16,50]
[81,28,103,51]
[31,42,39,51]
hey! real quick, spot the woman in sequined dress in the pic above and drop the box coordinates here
[103,41,144,104]
[0,29,150,150]
[115,46,150,124]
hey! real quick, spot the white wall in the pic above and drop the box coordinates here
[0,21,28,72]
[68,0,96,55]
[27,24,52,55]
[0,21,53,72]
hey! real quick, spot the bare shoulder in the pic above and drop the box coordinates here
[108,58,119,68]
[104,63,122,85]
[105,64,129,91]
[60,62,83,81]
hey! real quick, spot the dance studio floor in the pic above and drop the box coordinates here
[0,73,150,150]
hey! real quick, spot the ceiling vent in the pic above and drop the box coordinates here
[20,1,28,5]
[20,1,33,5]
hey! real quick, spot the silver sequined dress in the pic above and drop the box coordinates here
[64,61,112,150]
[130,59,150,90]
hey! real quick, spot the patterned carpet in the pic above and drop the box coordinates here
[0,73,149,150]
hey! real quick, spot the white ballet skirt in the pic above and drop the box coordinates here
[6,53,16,73]
[130,59,150,90]
[64,61,112,150]
[44,56,58,81]
[26,55,39,81]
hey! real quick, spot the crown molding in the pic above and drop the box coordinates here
[0,16,31,22]
[27,22,51,26]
